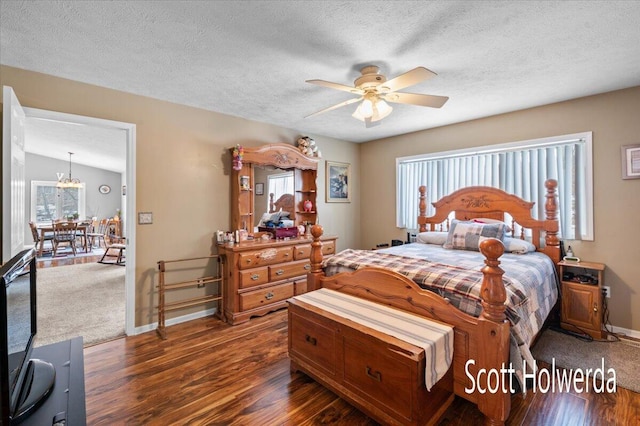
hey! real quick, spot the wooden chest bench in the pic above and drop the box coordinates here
[288,291,454,426]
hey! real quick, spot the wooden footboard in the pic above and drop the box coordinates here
[307,227,511,425]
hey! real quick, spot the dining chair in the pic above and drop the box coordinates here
[86,218,110,249]
[74,220,92,252]
[52,220,79,257]
[29,221,53,255]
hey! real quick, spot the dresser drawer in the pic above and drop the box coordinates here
[343,333,416,420]
[293,244,312,260]
[289,308,336,377]
[269,260,310,281]
[238,267,269,289]
[239,282,294,311]
[237,247,293,270]
[294,279,307,295]
[321,240,336,256]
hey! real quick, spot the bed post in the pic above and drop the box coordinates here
[418,185,427,232]
[477,238,510,426]
[307,224,325,291]
[543,179,561,264]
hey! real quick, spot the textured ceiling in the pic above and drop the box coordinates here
[2,0,640,148]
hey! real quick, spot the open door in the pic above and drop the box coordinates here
[2,86,26,262]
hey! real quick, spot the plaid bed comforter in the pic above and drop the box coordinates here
[323,243,559,377]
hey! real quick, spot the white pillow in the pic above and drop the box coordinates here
[258,212,272,226]
[416,231,448,245]
[503,237,536,254]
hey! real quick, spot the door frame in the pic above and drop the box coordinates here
[23,107,136,337]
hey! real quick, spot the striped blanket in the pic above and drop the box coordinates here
[323,243,559,383]
[294,288,454,391]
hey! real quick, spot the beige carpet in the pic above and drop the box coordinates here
[531,328,640,393]
[34,262,125,347]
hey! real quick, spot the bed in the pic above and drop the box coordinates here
[301,179,561,425]
[269,192,294,214]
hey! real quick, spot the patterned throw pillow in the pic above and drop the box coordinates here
[443,220,506,251]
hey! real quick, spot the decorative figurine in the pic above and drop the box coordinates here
[303,199,313,212]
[232,144,244,171]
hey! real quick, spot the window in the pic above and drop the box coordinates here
[267,172,294,211]
[396,132,593,240]
[30,181,86,223]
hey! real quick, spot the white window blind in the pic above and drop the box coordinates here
[396,132,593,240]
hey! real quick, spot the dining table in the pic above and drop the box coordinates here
[36,221,92,257]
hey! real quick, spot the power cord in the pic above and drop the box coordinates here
[600,288,621,342]
[548,323,594,342]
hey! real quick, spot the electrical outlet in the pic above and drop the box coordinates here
[602,286,611,298]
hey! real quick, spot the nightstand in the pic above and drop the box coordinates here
[558,260,606,339]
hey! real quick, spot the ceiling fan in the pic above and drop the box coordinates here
[305,65,449,127]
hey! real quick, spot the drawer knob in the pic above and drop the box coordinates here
[265,292,274,300]
[251,274,260,281]
[275,269,284,276]
[284,253,289,257]
[304,264,311,270]
[593,303,598,313]
[365,366,382,382]
[305,335,317,346]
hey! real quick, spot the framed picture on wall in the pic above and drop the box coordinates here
[255,182,264,195]
[326,161,350,203]
[621,144,640,179]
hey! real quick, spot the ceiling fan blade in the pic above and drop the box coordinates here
[379,67,437,93]
[305,97,363,118]
[382,92,449,108]
[306,79,364,95]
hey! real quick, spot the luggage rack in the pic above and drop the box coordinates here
[156,255,224,339]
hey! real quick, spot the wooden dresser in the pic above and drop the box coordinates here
[219,236,337,325]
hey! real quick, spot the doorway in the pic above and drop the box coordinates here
[2,86,136,338]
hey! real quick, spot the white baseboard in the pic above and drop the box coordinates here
[133,308,218,336]
[609,324,640,340]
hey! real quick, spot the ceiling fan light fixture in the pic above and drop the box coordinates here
[352,98,374,120]
[352,97,393,124]
[373,99,393,121]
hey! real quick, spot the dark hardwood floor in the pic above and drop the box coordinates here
[83,309,640,425]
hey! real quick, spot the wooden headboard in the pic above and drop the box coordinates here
[269,193,294,214]
[417,179,560,263]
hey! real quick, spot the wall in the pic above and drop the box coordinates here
[1,65,360,328]
[360,86,640,332]
[24,152,123,243]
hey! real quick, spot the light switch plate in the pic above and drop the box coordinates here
[138,212,153,225]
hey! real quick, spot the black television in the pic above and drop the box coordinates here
[1,248,55,424]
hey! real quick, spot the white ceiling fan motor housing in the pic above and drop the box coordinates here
[354,66,388,91]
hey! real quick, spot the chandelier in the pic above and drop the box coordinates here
[56,152,83,189]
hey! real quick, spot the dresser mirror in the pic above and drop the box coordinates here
[230,143,319,233]
[253,167,294,228]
